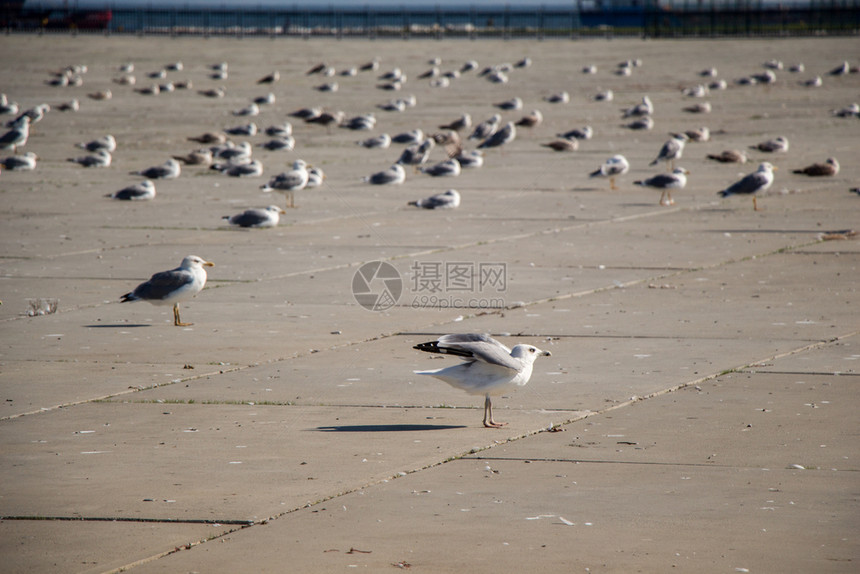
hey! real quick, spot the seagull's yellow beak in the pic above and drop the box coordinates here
[203,261,215,267]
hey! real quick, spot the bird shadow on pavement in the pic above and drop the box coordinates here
[84,323,151,328]
[315,424,466,432]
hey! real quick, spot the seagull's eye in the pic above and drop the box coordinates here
[529,348,536,353]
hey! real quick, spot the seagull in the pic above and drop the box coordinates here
[751,136,789,153]
[706,150,748,164]
[717,162,776,211]
[172,148,213,166]
[212,159,263,178]
[109,180,156,201]
[420,158,461,177]
[413,333,551,428]
[188,132,227,144]
[341,113,376,131]
[225,123,257,137]
[223,205,285,228]
[683,101,712,114]
[67,149,111,168]
[120,255,214,327]
[306,166,325,188]
[453,149,483,169]
[76,134,116,152]
[515,109,543,128]
[544,91,569,104]
[477,122,516,149]
[469,114,501,141]
[635,167,689,206]
[264,123,292,137]
[0,116,29,152]
[541,138,578,152]
[556,126,593,140]
[439,113,472,132]
[257,71,280,84]
[357,133,391,149]
[392,129,424,144]
[594,89,613,102]
[363,163,406,185]
[622,96,653,117]
[397,139,434,169]
[792,157,839,177]
[590,155,630,190]
[494,97,523,111]
[684,126,710,142]
[831,103,859,118]
[828,61,849,76]
[132,158,180,179]
[650,133,688,171]
[261,159,309,208]
[0,151,38,171]
[408,189,460,209]
[260,137,295,152]
[212,142,252,164]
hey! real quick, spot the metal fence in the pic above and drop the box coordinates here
[3,1,859,39]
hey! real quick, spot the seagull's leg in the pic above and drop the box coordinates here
[667,191,675,205]
[483,395,507,428]
[609,176,617,191]
[288,191,295,209]
[173,303,192,327]
[659,190,667,205]
[753,196,759,211]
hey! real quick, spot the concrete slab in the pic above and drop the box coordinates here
[122,347,859,574]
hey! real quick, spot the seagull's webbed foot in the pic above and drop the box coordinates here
[173,303,193,327]
[482,396,508,429]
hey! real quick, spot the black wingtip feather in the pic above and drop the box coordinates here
[413,341,474,358]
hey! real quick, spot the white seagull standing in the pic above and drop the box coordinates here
[120,255,214,327]
[718,162,776,211]
[650,133,688,171]
[635,167,689,206]
[261,159,309,208]
[413,334,551,428]
[590,155,630,190]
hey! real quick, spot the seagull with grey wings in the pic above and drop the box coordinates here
[413,334,551,428]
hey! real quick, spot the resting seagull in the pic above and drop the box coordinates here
[223,205,285,228]
[120,255,214,327]
[408,189,460,209]
[413,334,551,428]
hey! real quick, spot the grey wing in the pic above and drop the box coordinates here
[643,174,677,188]
[133,269,194,300]
[725,172,768,195]
[420,195,453,209]
[436,334,520,370]
[274,172,303,189]
[370,170,396,184]
[230,210,268,227]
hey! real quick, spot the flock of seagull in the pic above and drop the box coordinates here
[2,46,856,426]
[1,47,855,332]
